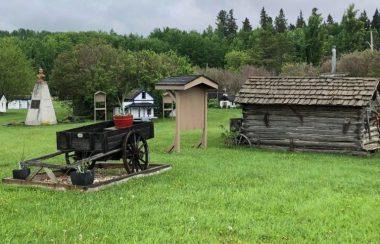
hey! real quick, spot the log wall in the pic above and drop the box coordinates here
[360,99,380,151]
[241,104,379,155]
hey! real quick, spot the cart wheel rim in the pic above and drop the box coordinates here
[122,130,149,174]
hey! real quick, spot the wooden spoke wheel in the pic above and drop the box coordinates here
[122,130,149,174]
[234,133,252,147]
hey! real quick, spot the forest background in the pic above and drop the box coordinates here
[1,4,380,114]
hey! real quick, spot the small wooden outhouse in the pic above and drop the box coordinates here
[156,75,218,152]
[235,77,380,155]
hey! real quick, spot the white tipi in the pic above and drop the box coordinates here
[25,68,57,125]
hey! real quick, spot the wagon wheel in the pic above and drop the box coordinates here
[122,130,149,174]
[234,133,252,147]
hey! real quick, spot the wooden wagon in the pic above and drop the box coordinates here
[16,120,154,183]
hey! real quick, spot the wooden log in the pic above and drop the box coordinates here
[252,144,370,156]
[248,138,361,149]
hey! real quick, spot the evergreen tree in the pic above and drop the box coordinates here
[327,14,334,25]
[226,9,238,39]
[304,8,324,65]
[260,7,273,30]
[242,18,252,32]
[359,10,371,30]
[296,10,306,28]
[215,10,228,38]
[372,9,380,32]
[339,4,366,52]
[275,9,287,33]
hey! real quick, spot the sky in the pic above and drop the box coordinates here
[0,0,378,36]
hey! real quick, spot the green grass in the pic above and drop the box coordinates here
[1,105,380,243]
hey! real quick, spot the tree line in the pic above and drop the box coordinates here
[0,4,379,114]
[1,4,379,73]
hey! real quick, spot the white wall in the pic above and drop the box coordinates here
[219,100,236,108]
[8,100,30,109]
[0,96,7,113]
[127,107,156,120]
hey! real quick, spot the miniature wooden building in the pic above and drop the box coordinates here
[235,77,380,155]
[162,92,176,119]
[94,91,107,121]
[156,75,218,153]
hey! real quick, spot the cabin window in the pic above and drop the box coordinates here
[142,92,146,99]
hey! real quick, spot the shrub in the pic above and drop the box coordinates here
[280,63,319,77]
[208,98,219,108]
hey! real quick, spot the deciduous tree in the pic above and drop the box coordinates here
[0,38,34,100]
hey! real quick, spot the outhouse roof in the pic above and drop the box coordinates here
[235,77,380,107]
[155,75,218,90]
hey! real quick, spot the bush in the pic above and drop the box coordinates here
[197,65,272,95]
[320,50,380,77]
[208,98,219,108]
[337,50,373,77]
[280,63,319,77]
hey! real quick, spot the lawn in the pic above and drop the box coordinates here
[1,105,380,243]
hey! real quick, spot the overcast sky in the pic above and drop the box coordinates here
[0,0,378,36]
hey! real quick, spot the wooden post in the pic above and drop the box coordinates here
[162,96,165,120]
[175,91,181,153]
[202,89,208,148]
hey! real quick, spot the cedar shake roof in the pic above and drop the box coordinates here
[235,77,380,107]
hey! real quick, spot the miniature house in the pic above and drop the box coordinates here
[162,92,176,118]
[235,76,380,155]
[0,94,7,113]
[94,91,107,121]
[7,96,31,109]
[156,75,218,153]
[123,89,157,120]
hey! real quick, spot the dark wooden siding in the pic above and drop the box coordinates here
[242,104,368,154]
[361,99,380,151]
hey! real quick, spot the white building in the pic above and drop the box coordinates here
[7,97,30,109]
[123,89,157,120]
[219,92,236,108]
[0,94,7,113]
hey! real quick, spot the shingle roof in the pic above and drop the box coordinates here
[126,89,143,100]
[125,102,158,108]
[235,77,380,107]
[156,75,217,86]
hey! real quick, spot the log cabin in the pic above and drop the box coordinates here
[234,77,380,155]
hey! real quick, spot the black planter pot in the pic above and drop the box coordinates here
[70,170,95,186]
[12,168,31,180]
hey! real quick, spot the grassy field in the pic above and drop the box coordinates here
[1,105,380,243]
